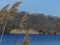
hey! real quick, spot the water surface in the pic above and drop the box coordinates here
[0,34,60,45]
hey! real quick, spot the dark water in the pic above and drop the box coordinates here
[0,34,60,45]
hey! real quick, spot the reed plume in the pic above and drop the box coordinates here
[0,2,22,43]
[9,2,22,13]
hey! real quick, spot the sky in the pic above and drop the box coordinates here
[0,0,60,17]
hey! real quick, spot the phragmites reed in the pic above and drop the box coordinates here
[0,2,22,43]
[20,12,30,29]
[22,30,29,45]
[9,2,22,13]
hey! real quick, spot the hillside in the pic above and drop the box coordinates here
[0,11,60,34]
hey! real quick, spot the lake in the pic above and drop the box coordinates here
[0,34,60,45]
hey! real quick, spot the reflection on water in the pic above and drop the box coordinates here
[0,34,60,45]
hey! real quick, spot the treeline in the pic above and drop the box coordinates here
[2,11,60,34]
[0,11,60,34]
